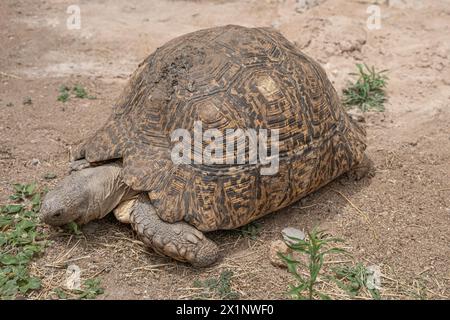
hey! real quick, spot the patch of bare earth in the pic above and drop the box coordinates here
[0,0,449,299]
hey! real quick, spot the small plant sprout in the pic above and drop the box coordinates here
[57,85,70,103]
[279,228,347,300]
[73,84,88,98]
[343,64,388,112]
[331,263,381,299]
[73,84,96,99]
[65,221,82,235]
[75,278,104,299]
[239,221,261,240]
[193,270,240,300]
[58,84,96,103]
[52,277,104,300]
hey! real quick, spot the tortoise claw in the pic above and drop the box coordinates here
[69,159,91,173]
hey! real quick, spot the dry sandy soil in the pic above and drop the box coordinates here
[0,0,449,299]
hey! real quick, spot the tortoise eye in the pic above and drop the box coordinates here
[53,210,63,217]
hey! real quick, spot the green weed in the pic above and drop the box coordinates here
[193,270,240,299]
[343,64,388,112]
[0,183,47,299]
[52,277,104,300]
[73,84,88,98]
[331,263,380,299]
[279,228,347,300]
[65,221,82,235]
[57,85,70,103]
[57,84,96,102]
[239,221,261,240]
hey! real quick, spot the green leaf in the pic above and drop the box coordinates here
[369,288,381,300]
[13,184,24,193]
[9,194,20,201]
[0,182,48,300]
[65,222,82,235]
[31,194,41,207]
[25,183,36,196]
[73,85,88,99]
[53,288,68,299]
[18,277,41,293]
[0,215,13,227]
[58,92,70,103]
[3,205,23,214]
[316,292,332,300]
[0,254,18,265]
[59,85,70,93]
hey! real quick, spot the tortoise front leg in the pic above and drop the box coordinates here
[69,159,91,172]
[69,144,91,172]
[130,194,219,267]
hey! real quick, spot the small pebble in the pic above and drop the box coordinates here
[44,173,57,179]
[347,108,365,123]
[269,240,292,268]
[23,97,32,105]
[282,227,306,244]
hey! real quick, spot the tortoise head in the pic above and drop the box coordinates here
[40,172,90,226]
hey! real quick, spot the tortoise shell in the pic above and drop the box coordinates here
[77,25,366,231]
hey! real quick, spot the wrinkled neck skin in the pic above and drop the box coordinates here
[40,163,138,226]
[76,164,137,225]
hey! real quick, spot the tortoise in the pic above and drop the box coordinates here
[40,25,369,267]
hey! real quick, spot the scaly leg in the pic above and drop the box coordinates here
[346,154,374,180]
[129,194,219,267]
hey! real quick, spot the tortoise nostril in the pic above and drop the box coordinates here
[53,210,63,218]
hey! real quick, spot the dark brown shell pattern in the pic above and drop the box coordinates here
[77,25,367,231]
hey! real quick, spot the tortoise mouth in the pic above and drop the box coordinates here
[39,192,82,227]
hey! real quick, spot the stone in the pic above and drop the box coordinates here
[282,227,306,244]
[347,108,366,123]
[269,240,292,268]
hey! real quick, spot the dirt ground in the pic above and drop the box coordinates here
[0,0,449,299]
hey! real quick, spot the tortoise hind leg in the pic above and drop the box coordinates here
[346,154,374,181]
[130,194,219,267]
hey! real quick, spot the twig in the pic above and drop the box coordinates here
[86,267,108,280]
[323,259,353,265]
[132,264,171,271]
[331,189,370,223]
[54,239,81,265]
[0,71,22,79]
[418,267,433,275]
[292,204,319,209]
[45,255,91,268]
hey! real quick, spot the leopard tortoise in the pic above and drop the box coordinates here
[40,25,369,267]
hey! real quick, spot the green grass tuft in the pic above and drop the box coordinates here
[343,64,388,112]
[0,183,48,300]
